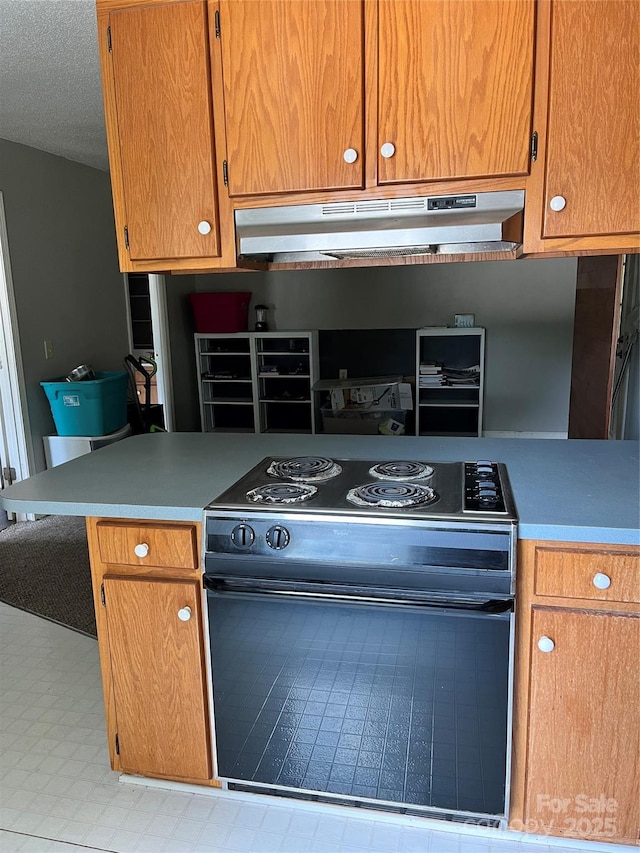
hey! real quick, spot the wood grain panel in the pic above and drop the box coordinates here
[378,0,534,184]
[110,1,220,260]
[220,0,365,196]
[542,1,640,238]
[568,256,623,439]
[97,522,198,569]
[525,607,640,843]
[104,576,211,780]
[534,544,640,604]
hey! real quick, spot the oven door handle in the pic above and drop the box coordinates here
[203,575,513,613]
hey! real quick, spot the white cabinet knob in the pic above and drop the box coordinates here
[537,636,555,653]
[549,195,566,212]
[197,220,212,235]
[177,606,192,622]
[593,572,612,590]
[133,543,149,558]
[380,142,396,159]
[343,148,358,164]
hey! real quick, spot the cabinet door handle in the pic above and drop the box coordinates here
[343,148,358,164]
[197,220,212,235]
[178,606,192,622]
[380,142,396,159]
[549,195,566,212]
[134,542,149,558]
[537,636,555,653]
[593,572,612,590]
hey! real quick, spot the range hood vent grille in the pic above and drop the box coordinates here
[236,190,525,261]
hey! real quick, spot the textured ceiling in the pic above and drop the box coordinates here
[0,0,109,171]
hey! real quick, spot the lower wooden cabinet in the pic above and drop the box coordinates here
[511,540,640,846]
[103,576,211,780]
[86,518,217,785]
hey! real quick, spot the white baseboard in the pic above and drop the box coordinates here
[483,430,568,439]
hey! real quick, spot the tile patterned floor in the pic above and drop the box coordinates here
[0,602,633,853]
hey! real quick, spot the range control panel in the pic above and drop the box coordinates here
[463,461,508,514]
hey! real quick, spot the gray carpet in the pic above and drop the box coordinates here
[0,515,96,637]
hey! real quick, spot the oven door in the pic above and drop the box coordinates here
[205,576,513,820]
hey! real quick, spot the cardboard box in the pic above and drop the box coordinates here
[314,376,413,412]
[320,408,407,436]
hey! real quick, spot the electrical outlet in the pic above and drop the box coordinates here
[44,339,54,360]
[339,369,348,379]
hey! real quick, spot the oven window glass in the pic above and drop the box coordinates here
[208,592,510,816]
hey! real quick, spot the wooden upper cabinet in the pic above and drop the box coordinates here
[219,0,365,196]
[542,1,640,239]
[377,0,535,185]
[107,1,220,261]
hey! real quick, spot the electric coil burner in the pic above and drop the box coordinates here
[346,481,437,508]
[246,482,317,504]
[266,455,342,482]
[368,460,434,481]
[204,455,518,825]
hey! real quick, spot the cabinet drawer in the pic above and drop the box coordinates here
[534,546,640,604]
[97,522,198,570]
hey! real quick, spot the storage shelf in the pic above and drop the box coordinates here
[196,331,318,434]
[258,350,309,356]
[258,373,310,379]
[419,401,479,408]
[206,426,255,434]
[204,398,253,405]
[416,327,485,437]
[418,384,480,390]
[259,398,311,404]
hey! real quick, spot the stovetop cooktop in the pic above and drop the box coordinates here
[206,456,517,522]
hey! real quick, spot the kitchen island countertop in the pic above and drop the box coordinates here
[1,433,638,544]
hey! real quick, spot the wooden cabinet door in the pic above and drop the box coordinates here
[109,1,220,261]
[542,1,640,239]
[219,0,365,196]
[525,608,640,843]
[103,576,212,780]
[377,0,534,185]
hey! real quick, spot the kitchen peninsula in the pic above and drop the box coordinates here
[1,433,638,846]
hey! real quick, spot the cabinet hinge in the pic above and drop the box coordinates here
[115,733,120,755]
[107,26,112,53]
[530,131,538,163]
[124,226,130,251]
[100,583,106,607]
[214,9,221,39]
[223,160,229,187]
[2,466,16,486]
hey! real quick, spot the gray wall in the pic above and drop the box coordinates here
[0,139,130,471]
[192,258,577,434]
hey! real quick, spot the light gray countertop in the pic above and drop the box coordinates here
[1,433,638,544]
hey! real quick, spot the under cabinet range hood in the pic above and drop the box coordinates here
[235,190,525,263]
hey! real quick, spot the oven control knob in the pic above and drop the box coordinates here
[231,524,255,549]
[266,525,290,550]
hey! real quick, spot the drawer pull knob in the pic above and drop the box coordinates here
[197,220,212,235]
[380,142,396,159]
[537,636,555,653]
[178,606,192,622]
[593,572,611,590]
[134,543,149,558]
[549,195,566,212]
[343,148,358,164]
